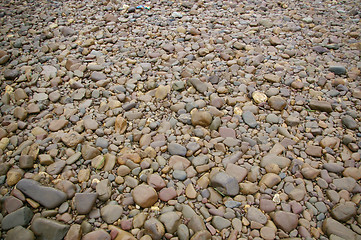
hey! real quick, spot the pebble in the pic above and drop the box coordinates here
[0,1,360,239]
[101,204,123,224]
[191,110,212,127]
[168,142,187,156]
[31,218,69,240]
[132,185,158,208]
[341,115,358,130]
[210,172,239,196]
[144,218,165,240]
[16,179,67,209]
[242,111,258,128]
[331,202,357,222]
[159,212,181,234]
[272,211,299,233]
[6,226,35,240]
[246,206,268,225]
[82,230,110,240]
[1,207,33,230]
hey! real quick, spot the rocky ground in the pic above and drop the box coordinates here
[0,0,360,239]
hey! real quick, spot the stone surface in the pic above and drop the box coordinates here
[0,1,360,239]
[16,179,67,209]
[132,185,158,208]
[272,211,299,232]
[1,207,33,230]
[74,193,98,214]
[31,217,70,240]
[210,172,239,196]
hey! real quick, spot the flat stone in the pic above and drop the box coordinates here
[155,85,170,99]
[261,154,291,168]
[61,26,75,36]
[333,177,356,191]
[132,185,158,208]
[260,173,281,188]
[61,132,84,148]
[210,172,239,196]
[264,73,281,83]
[159,212,181,234]
[144,217,165,240]
[329,65,347,75]
[168,142,187,156]
[341,115,358,130]
[225,163,248,182]
[305,145,323,157]
[74,193,98,214]
[101,204,123,224]
[272,211,298,232]
[323,218,358,240]
[82,230,110,240]
[147,174,166,191]
[268,96,287,110]
[90,71,106,81]
[212,216,231,230]
[96,179,111,201]
[19,155,34,169]
[309,100,333,112]
[246,206,267,225]
[190,230,211,240]
[46,160,66,175]
[81,144,100,160]
[6,168,24,186]
[49,119,68,131]
[31,218,69,240]
[159,187,177,201]
[331,202,357,222]
[1,207,33,230]
[5,226,35,240]
[108,225,136,240]
[64,224,82,240]
[189,78,207,93]
[16,179,67,209]
[242,111,258,128]
[4,69,20,80]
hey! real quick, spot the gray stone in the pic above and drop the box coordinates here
[329,65,347,75]
[31,218,70,240]
[333,177,356,191]
[144,217,165,240]
[101,204,123,224]
[341,115,358,130]
[189,78,207,93]
[5,226,35,240]
[4,69,20,80]
[74,193,98,214]
[309,100,333,112]
[16,179,67,209]
[96,179,111,201]
[246,206,268,225]
[168,142,187,156]
[242,111,258,128]
[210,172,239,196]
[2,207,33,230]
[331,202,357,222]
[159,211,181,234]
[212,216,231,230]
[323,218,358,240]
[177,224,189,240]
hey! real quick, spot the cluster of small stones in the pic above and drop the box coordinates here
[0,0,360,239]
